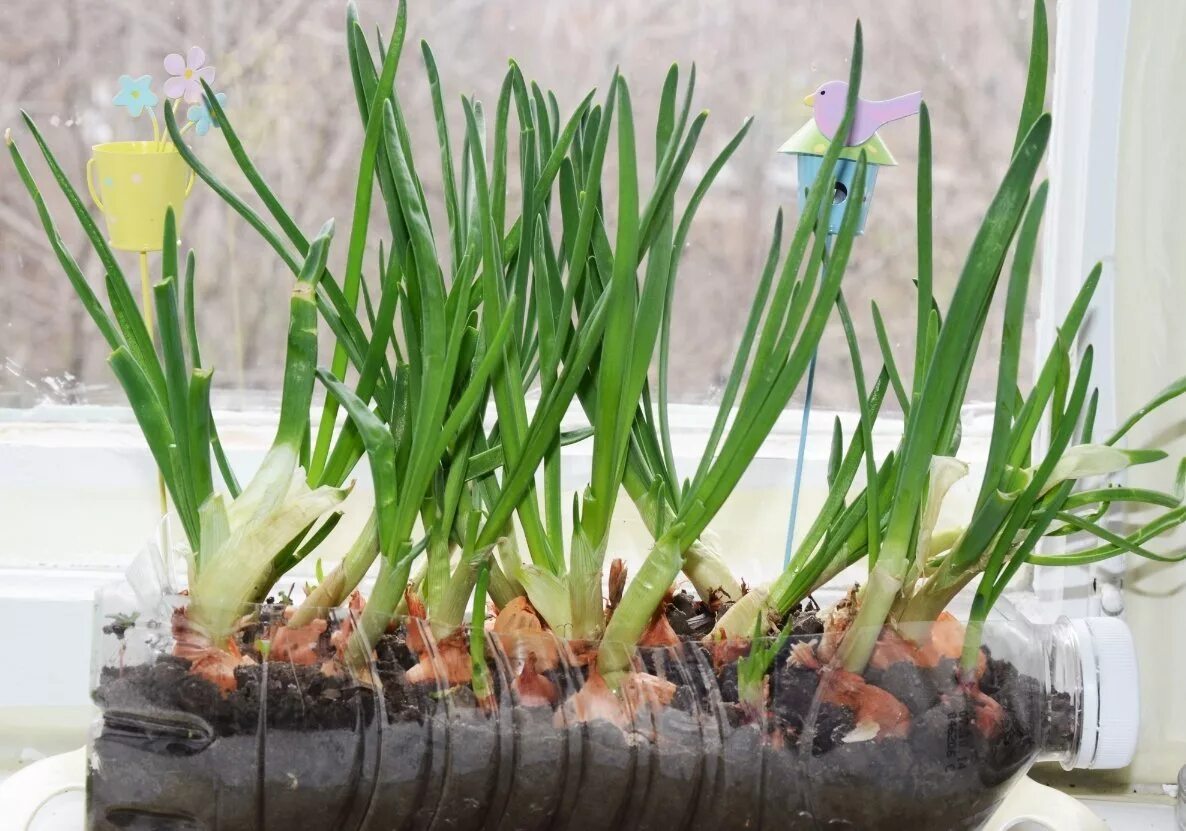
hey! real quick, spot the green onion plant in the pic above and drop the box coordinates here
[595,25,869,680]
[480,63,758,643]
[733,0,1186,687]
[7,128,345,646]
[17,0,1185,708]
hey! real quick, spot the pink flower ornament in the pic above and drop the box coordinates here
[163,47,216,103]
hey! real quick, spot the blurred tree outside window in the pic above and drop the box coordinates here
[0,0,1044,411]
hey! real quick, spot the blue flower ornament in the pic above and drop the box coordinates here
[187,92,228,136]
[112,75,159,117]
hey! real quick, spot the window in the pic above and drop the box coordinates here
[1,0,1040,410]
[0,0,1057,693]
[4,0,1160,776]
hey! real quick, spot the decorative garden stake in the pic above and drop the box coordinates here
[85,48,226,516]
[777,81,920,566]
[88,49,221,255]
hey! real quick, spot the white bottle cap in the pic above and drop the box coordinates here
[1069,617,1140,769]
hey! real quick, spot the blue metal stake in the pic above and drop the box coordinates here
[783,349,818,568]
[778,85,916,569]
[782,235,831,569]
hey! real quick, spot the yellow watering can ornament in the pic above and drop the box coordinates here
[88,47,224,253]
[86,47,226,520]
[87,139,194,253]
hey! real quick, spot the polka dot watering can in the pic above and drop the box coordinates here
[86,141,195,252]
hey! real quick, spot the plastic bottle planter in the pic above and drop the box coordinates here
[86,141,195,252]
[86,591,1104,831]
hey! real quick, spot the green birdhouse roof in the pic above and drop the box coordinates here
[777,119,897,166]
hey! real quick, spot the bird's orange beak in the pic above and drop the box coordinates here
[803,93,815,107]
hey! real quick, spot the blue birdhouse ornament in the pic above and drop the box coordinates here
[778,118,894,236]
[777,81,922,572]
[780,82,922,235]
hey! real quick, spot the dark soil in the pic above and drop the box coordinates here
[88,603,1070,831]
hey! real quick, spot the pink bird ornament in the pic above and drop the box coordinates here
[805,81,922,146]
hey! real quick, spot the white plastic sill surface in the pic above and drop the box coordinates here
[1082,799,1176,830]
[0,402,924,570]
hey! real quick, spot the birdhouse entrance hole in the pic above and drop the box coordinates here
[803,179,850,205]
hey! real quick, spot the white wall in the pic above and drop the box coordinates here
[1113,0,1186,788]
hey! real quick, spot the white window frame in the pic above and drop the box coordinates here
[0,0,1134,742]
[1033,0,1132,619]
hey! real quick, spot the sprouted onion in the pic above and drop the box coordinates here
[10,0,1186,709]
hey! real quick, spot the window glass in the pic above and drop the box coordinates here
[0,0,1042,409]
